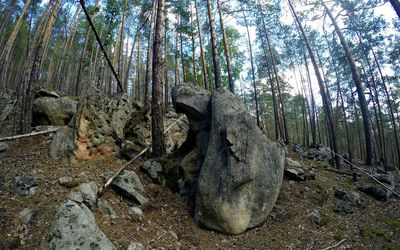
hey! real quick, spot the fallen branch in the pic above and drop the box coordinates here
[326,149,400,199]
[98,115,185,196]
[0,127,61,142]
[322,239,346,250]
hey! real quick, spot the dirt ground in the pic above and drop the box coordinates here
[0,130,399,250]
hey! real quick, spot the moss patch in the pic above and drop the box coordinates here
[65,179,80,188]
[376,216,400,230]
[361,226,390,241]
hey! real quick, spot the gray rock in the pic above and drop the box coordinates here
[334,186,366,214]
[302,147,332,163]
[142,160,163,181]
[286,158,302,168]
[113,170,148,205]
[78,182,98,209]
[35,88,61,98]
[308,209,321,225]
[47,199,115,250]
[179,149,201,184]
[292,144,303,153]
[18,208,34,224]
[58,176,73,187]
[50,127,75,162]
[171,84,211,121]
[11,175,38,196]
[67,191,83,203]
[32,96,77,126]
[284,168,305,181]
[357,173,395,201]
[128,206,143,220]
[0,142,9,153]
[127,243,144,250]
[194,90,285,234]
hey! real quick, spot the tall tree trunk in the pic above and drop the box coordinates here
[151,0,166,157]
[389,0,400,19]
[206,0,221,89]
[190,5,197,84]
[243,10,261,128]
[217,0,234,93]
[0,0,32,88]
[144,0,157,105]
[194,0,208,89]
[303,51,317,146]
[24,0,62,133]
[322,1,373,166]
[289,0,340,168]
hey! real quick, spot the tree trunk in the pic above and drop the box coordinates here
[144,0,157,106]
[206,0,221,89]
[289,0,340,168]
[151,0,166,157]
[243,10,261,128]
[217,0,234,93]
[194,0,208,90]
[0,0,32,88]
[389,0,400,19]
[322,0,373,166]
[24,0,62,133]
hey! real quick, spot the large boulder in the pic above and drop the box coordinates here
[46,199,115,249]
[172,84,211,121]
[32,96,77,126]
[194,90,285,234]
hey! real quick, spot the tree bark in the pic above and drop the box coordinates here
[194,0,208,89]
[322,0,373,166]
[151,0,166,157]
[217,0,234,93]
[389,0,400,19]
[0,0,32,88]
[289,0,340,168]
[206,0,222,89]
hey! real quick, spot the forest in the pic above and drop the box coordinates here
[0,0,400,249]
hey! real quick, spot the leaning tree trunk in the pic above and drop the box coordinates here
[322,0,373,166]
[206,0,222,89]
[389,0,400,19]
[0,0,32,89]
[289,0,341,168]
[24,0,62,133]
[195,0,208,90]
[217,0,234,93]
[151,0,166,157]
[243,10,261,128]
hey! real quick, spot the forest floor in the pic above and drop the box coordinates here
[0,123,399,250]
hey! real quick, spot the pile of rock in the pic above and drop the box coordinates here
[172,84,285,234]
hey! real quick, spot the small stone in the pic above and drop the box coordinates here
[127,243,144,250]
[129,206,143,221]
[286,158,302,168]
[18,208,33,224]
[304,186,310,192]
[284,168,305,181]
[112,170,148,205]
[11,175,38,196]
[142,160,163,181]
[97,199,117,219]
[0,142,9,153]
[58,176,80,188]
[308,209,321,225]
[78,182,98,209]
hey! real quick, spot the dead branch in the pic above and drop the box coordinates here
[322,239,346,250]
[98,115,185,196]
[0,127,61,142]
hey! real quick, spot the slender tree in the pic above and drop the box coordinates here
[206,0,222,88]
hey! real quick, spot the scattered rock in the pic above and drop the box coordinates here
[127,243,144,250]
[18,208,34,224]
[0,142,9,153]
[142,160,163,182]
[58,176,80,188]
[302,147,332,163]
[35,88,61,99]
[11,175,38,196]
[334,186,366,214]
[292,144,303,154]
[128,206,143,221]
[284,168,315,181]
[286,158,302,168]
[97,199,117,219]
[112,170,148,205]
[78,182,98,209]
[32,96,77,126]
[357,174,395,201]
[308,209,321,225]
[46,199,115,249]
[194,90,285,234]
